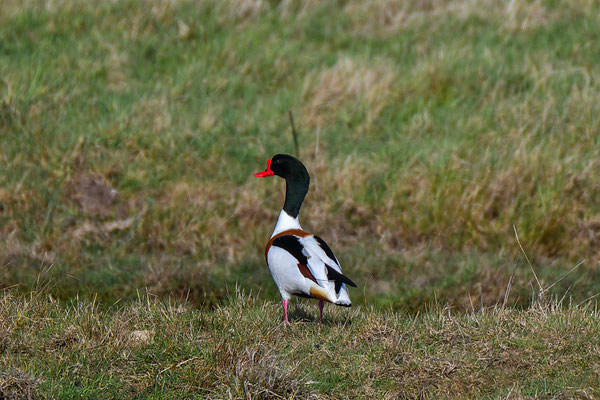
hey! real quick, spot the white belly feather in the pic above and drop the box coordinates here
[267,246,312,300]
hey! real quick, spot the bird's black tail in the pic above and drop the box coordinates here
[325,264,357,293]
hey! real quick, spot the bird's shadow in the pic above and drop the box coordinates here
[288,303,353,327]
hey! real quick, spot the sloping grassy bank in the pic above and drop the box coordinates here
[1,291,599,399]
[2,0,600,311]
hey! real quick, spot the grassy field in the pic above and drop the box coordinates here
[2,0,600,309]
[1,0,600,397]
[2,292,600,399]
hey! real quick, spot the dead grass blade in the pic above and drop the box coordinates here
[513,225,542,292]
[542,259,586,295]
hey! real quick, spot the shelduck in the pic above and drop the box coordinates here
[253,154,357,325]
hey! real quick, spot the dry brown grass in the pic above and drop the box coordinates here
[301,56,398,129]
[343,0,452,36]
[199,104,220,132]
[227,348,313,398]
[143,259,220,303]
[342,0,577,36]
[106,45,129,92]
[0,369,44,400]
[210,0,291,25]
[1,234,57,268]
[216,0,327,22]
[152,181,271,260]
[68,217,134,245]
[131,95,174,134]
[277,0,325,18]
[224,0,268,21]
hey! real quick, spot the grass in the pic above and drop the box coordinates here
[2,0,600,309]
[1,290,599,399]
[1,1,600,396]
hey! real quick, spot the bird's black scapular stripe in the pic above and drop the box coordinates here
[272,235,308,267]
[291,292,311,298]
[325,264,357,294]
[314,235,339,266]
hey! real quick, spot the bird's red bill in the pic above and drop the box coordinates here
[253,159,274,177]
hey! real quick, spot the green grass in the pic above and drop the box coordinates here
[2,0,600,310]
[1,1,600,395]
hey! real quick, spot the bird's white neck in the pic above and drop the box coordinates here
[271,210,302,238]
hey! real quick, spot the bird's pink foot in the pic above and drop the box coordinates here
[283,299,290,326]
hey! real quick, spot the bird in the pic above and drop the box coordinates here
[253,154,357,325]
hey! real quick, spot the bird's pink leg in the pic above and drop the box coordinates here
[282,299,290,326]
[319,300,324,323]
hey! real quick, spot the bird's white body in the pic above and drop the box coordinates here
[266,210,352,306]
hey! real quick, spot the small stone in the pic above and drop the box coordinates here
[130,330,154,344]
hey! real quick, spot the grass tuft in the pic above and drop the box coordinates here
[0,369,44,400]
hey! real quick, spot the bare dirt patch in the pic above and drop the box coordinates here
[68,174,118,218]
